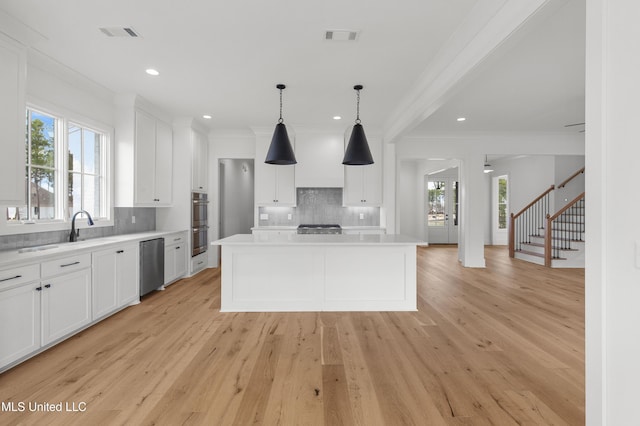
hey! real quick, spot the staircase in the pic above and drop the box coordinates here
[509,168,585,268]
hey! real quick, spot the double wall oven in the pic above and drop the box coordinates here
[192,192,209,257]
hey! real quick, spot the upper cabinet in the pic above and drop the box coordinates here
[134,109,173,205]
[0,34,27,204]
[343,135,382,206]
[254,130,296,206]
[115,95,173,207]
[191,130,209,192]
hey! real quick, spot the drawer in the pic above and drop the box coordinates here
[0,264,40,292]
[41,253,91,278]
[166,233,185,245]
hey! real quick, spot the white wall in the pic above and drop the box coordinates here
[554,155,585,208]
[586,0,640,423]
[209,130,256,266]
[397,160,419,238]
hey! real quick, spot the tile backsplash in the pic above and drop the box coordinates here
[0,207,156,251]
[258,188,380,227]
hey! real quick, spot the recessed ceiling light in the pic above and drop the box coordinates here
[333,116,342,120]
[457,117,466,122]
[145,68,159,76]
[202,115,212,120]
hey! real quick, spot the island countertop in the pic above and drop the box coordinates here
[212,233,424,246]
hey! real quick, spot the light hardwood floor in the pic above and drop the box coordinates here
[0,246,584,425]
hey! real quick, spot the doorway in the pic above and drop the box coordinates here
[426,177,459,244]
[219,159,254,238]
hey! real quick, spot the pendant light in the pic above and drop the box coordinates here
[265,84,297,165]
[343,85,374,165]
[484,155,494,174]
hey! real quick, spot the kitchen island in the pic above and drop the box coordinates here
[212,233,424,312]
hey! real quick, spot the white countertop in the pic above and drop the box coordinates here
[251,226,386,230]
[0,230,187,269]
[213,233,423,246]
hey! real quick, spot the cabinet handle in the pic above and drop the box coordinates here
[197,261,204,265]
[35,286,42,291]
[44,284,51,288]
[176,246,181,249]
[117,250,124,254]
[174,238,181,241]
[60,261,80,267]
[0,275,22,283]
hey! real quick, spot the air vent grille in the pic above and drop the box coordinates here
[99,27,141,38]
[325,30,359,41]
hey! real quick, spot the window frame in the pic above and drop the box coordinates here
[1,100,114,235]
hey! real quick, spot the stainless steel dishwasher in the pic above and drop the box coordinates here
[140,238,165,297]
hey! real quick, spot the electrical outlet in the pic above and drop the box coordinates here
[260,213,268,220]
[287,213,292,220]
[359,213,364,220]
[132,215,136,224]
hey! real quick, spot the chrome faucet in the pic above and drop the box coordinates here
[70,210,94,242]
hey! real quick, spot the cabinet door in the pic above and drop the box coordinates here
[275,166,296,205]
[0,284,40,368]
[92,249,118,320]
[192,132,208,192]
[174,243,187,279]
[343,166,365,206]
[362,162,383,206]
[154,119,173,205]
[0,35,27,204]
[164,244,177,284]
[116,244,139,306]
[42,269,91,345]
[134,110,157,204]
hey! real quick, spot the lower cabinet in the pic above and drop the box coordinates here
[92,243,139,320]
[0,283,41,368]
[41,268,92,346]
[164,233,187,285]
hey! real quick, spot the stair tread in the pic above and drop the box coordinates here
[521,242,578,251]
[516,249,566,260]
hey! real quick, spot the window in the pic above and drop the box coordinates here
[498,176,508,229]
[68,124,106,219]
[6,107,110,225]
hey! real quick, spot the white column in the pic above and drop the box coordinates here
[586,0,640,424]
[458,153,486,267]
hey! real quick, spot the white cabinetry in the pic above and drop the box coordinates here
[92,243,139,320]
[0,265,41,368]
[255,132,296,206]
[40,254,92,346]
[164,232,187,285]
[343,137,382,206]
[192,131,209,192]
[135,109,173,205]
[0,34,27,204]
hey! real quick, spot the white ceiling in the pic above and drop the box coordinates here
[0,0,585,136]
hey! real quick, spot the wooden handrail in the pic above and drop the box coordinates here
[513,185,555,219]
[557,167,585,189]
[548,192,586,222]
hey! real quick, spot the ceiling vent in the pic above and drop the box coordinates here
[325,30,359,41]
[99,27,141,38]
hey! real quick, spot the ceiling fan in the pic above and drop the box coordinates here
[564,122,585,133]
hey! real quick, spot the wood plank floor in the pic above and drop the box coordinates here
[0,246,584,425]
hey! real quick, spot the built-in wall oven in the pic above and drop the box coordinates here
[192,192,209,257]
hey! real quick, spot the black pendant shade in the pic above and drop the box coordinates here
[265,122,297,165]
[265,84,297,165]
[343,84,374,165]
[343,123,373,165]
